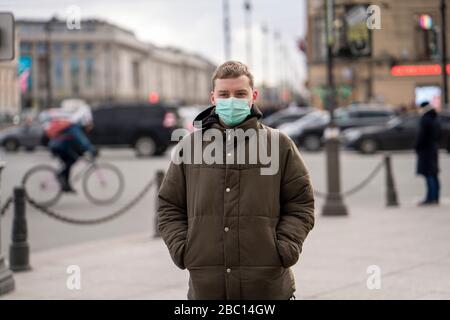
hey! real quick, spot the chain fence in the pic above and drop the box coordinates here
[2,156,388,222]
[0,195,13,216]
[313,157,385,198]
[1,177,156,225]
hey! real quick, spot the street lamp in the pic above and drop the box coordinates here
[244,0,253,69]
[321,0,348,216]
[261,23,269,85]
[441,0,448,110]
[44,16,58,109]
[273,31,284,103]
[223,0,232,60]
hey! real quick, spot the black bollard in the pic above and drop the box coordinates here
[153,170,165,238]
[9,187,31,272]
[385,154,399,207]
[0,162,15,295]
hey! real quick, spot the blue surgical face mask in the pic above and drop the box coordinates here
[215,97,251,127]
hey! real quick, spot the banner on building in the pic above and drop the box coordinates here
[18,56,32,94]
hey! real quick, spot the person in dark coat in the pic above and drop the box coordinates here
[415,101,441,205]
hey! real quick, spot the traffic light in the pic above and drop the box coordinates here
[0,12,15,61]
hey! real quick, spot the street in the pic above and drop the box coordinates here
[1,147,449,254]
[1,147,450,299]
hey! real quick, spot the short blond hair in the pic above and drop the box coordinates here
[211,61,254,90]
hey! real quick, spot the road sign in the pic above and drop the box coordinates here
[0,12,15,61]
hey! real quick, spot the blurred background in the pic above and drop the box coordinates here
[0,0,449,154]
[0,0,449,300]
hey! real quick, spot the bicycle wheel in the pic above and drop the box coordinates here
[22,165,63,207]
[82,162,124,205]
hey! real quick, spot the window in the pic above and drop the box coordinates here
[415,14,439,61]
[85,43,94,52]
[54,56,63,90]
[37,42,47,56]
[69,43,78,52]
[355,111,392,118]
[53,42,63,54]
[416,27,439,60]
[37,56,48,90]
[335,109,350,121]
[402,117,419,129]
[20,42,32,56]
[312,16,326,62]
[335,4,372,58]
[311,4,372,61]
[70,56,80,95]
[132,60,140,89]
[85,57,94,87]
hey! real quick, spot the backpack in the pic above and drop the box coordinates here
[45,119,72,139]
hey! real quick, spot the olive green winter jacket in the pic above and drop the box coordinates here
[158,105,315,300]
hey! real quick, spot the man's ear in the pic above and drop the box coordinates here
[210,91,216,106]
[252,89,258,102]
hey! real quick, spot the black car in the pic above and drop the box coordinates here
[343,113,450,154]
[279,106,397,151]
[262,106,314,128]
[89,103,180,157]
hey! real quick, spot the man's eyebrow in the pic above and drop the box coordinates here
[235,90,248,93]
[218,90,230,93]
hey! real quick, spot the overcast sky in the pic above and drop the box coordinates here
[2,0,308,89]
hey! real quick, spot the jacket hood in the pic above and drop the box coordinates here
[193,104,263,130]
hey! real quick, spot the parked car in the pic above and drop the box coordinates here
[262,106,315,128]
[0,121,44,152]
[343,113,450,154]
[177,105,206,133]
[278,105,397,151]
[89,103,180,157]
[0,111,16,130]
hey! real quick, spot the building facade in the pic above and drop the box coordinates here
[0,29,20,114]
[307,0,450,110]
[16,19,216,109]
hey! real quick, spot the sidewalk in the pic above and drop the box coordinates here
[2,200,450,300]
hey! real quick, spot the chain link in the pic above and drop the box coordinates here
[0,195,13,216]
[25,178,156,225]
[314,158,385,199]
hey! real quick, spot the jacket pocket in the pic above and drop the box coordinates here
[275,239,300,268]
[273,232,283,266]
[183,215,224,268]
[239,216,282,267]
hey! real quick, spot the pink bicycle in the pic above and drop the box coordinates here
[21,157,124,207]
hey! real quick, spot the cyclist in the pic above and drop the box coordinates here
[44,104,98,193]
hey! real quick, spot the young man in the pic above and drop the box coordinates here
[158,61,315,300]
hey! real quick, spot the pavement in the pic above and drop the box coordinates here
[1,149,449,299]
[2,198,450,300]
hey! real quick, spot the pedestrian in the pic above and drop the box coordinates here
[158,61,315,300]
[415,101,441,206]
